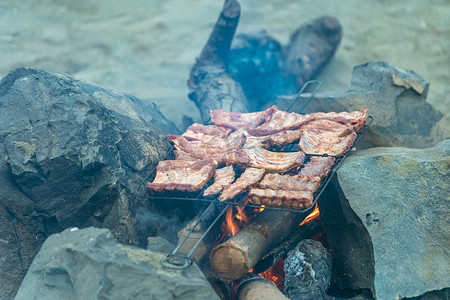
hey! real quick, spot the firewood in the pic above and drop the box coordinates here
[188,0,250,121]
[210,209,308,282]
[252,216,322,273]
[177,202,225,262]
[284,15,342,88]
[237,275,289,300]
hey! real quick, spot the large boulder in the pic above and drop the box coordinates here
[274,61,446,149]
[15,227,220,300]
[319,140,449,299]
[0,68,178,298]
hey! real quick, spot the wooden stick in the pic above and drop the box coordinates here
[188,0,250,121]
[237,276,288,300]
[210,209,307,281]
[177,202,224,262]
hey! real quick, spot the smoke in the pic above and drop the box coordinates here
[135,206,185,244]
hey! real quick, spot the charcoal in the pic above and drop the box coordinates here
[283,239,333,300]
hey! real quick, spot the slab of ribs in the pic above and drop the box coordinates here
[147,106,368,210]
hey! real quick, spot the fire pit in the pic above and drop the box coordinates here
[135,75,372,299]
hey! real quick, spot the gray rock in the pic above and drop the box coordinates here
[0,68,178,298]
[15,227,220,300]
[147,236,176,254]
[326,140,449,299]
[273,61,445,149]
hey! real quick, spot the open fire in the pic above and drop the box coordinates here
[143,2,370,296]
[147,103,370,299]
[221,202,322,292]
[147,102,370,299]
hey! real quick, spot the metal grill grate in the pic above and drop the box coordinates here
[134,80,373,269]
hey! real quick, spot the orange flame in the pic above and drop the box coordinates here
[299,204,320,226]
[235,205,250,224]
[223,204,254,237]
[225,206,240,236]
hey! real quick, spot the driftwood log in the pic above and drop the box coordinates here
[188,0,250,121]
[283,239,333,300]
[237,275,288,300]
[188,0,342,118]
[210,209,308,282]
[284,15,342,88]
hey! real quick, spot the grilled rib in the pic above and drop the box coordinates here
[242,129,303,149]
[308,109,368,132]
[249,109,316,136]
[219,167,265,201]
[299,119,352,137]
[210,105,277,130]
[246,188,314,209]
[203,165,236,197]
[205,146,306,173]
[147,159,217,192]
[299,131,357,156]
[182,123,232,142]
[233,147,306,172]
[258,174,321,192]
[168,130,246,158]
[298,156,336,179]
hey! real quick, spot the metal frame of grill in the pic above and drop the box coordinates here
[135,80,373,269]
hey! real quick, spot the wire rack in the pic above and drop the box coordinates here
[135,80,373,269]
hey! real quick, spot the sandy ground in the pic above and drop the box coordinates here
[1,0,449,131]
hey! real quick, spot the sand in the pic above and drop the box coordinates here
[1,0,449,131]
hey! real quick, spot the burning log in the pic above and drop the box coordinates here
[177,202,225,262]
[236,275,289,300]
[210,209,308,282]
[252,212,322,273]
[188,0,250,121]
[283,15,342,88]
[283,239,333,300]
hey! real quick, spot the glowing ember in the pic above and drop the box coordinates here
[252,258,285,290]
[299,204,320,226]
[255,204,265,213]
